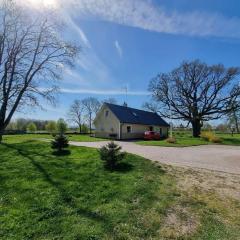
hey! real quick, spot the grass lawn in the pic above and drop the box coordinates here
[68,134,106,142]
[138,132,240,147]
[3,133,106,143]
[216,133,240,145]
[1,135,240,239]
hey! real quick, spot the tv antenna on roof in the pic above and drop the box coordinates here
[123,85,128,104]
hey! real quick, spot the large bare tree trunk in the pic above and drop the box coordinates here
[192,120,201,137]
[233,112,240,133]
[0,125,4,143]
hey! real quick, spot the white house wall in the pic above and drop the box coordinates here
[94,105,120,139]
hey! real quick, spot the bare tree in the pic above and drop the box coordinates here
[142,101,160,113]
[0,1,79,142]
[148,60,240,137]
[82,97,101,134]
[68,99,85,133]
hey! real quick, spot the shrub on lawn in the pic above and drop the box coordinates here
[200,131,215,141]
[166,137,177,144]
[51,134,70,155]
[99,141,126,170]
[210,136,223,143]
[200,131,222,143]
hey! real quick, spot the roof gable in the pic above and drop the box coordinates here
[104,103,169,127]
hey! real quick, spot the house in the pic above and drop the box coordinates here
[94,103,170,140]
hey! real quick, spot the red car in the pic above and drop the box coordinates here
[144,131,161,140]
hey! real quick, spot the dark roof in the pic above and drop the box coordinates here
[105,103,169,127]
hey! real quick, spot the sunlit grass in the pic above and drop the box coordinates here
[138,132,240,147]
[2,133,106,143]
[1,135,240,239]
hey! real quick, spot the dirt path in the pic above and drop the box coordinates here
[69,141,240,174]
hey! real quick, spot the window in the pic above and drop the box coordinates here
[127,126,132,133]
[149,126,153,131]
[105,110,109,117]
[159,128,162,136]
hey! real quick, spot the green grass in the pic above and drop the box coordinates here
[138,132,240,147]
[1,135,240,239]
[0,136,176,239]
[216,133,240,146]
[68,134,106,142]
[3,133,106,143]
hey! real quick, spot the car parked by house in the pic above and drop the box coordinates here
[144,131,161,140]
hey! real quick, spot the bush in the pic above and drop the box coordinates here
[99,142,126,170]
[200,131,214,141]
[27,122,37,133]
[210,136,223,143]
[45,121,57,135]
[51,134,69,154]
[57,118,68,135]
[200,131,223,143]
[166,137,177,144]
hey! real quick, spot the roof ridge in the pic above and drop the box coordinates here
[104,102,158,115]
[103,102,169,127]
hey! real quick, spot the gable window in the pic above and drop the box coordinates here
[105,110,109,117]
[127,126,132,133]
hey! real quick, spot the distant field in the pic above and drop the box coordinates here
[138,131,240,147]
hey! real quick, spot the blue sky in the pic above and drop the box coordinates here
[16,0,240,120]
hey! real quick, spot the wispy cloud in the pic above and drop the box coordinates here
[50,8,115,87]
[63,13,91,48]
[114,40,123,58]
[60,88,149,96]
[18,0,115,87]
[67,0,240,39]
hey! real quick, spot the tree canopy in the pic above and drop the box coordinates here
[148,60,240,137]
[0,0,79,142]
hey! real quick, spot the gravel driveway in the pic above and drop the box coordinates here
[69,141,240,175]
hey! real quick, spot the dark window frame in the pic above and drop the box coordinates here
[127,126,132,133]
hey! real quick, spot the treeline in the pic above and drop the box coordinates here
[173,122,239,134]
[5,118,89,134]
[5,97,118,134]
[6,118,48,131]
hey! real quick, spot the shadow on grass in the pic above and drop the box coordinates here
[104,162,133,173]
[3,143,109,225]
[222,137,240,145]
[52,150,71,156]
